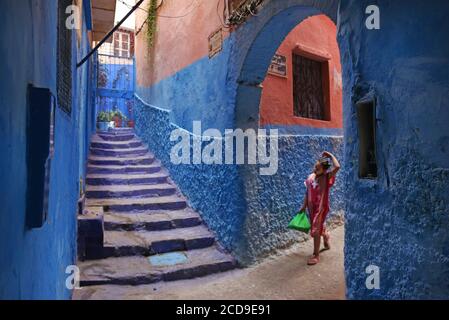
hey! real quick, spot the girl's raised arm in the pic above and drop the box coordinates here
[322,151,341,177]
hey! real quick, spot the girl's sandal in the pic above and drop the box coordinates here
[323,233,331,251]
[307,255,320,265]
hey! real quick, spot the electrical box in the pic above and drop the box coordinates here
[26,85,56,229]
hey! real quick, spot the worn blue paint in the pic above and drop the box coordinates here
[97,61,135,119]
[136,0,449,298]
[338,0,449,300]
[134,0,344,266]
[83,0,93,31]
[135,39,234,133]
[134,96,247,259]
[0,0,96,299]
[149,252,188,267]
[223,0,449,299]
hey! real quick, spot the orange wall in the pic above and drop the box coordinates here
[135,0,228,87]
[259,15,342,129]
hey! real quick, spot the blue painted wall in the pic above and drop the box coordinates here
[134,96,248,259]
[135,0,449,298]
[0,0,95,299]
[136,39,234,133]
[338,0,449,299]
[134,0,345,265]
[97,61,134,119]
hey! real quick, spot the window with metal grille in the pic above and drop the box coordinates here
[114,32,130,58]
[57,0,73,115]
[293,53,326,120]
[229,0,248,11]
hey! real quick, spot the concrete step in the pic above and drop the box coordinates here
[88,155,155,166]
[86,183,176,199]
[86,194,187,212]
[87,164,161,175]
[79,246,237,286]
[103,209,202,231]
[90,147,149,157]
[97,133,135,142]
[90,140,143,150]
[102,225,215,257]
[110,128,135,134]
[86,172,168,186]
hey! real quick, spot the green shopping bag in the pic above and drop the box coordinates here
[288,211,311,233]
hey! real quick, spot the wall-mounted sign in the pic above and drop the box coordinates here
[268,53,287,77]
[208,28,223,59]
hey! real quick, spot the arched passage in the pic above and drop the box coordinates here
[225,1,346,268]
[226,0,449,300]
[227,1,339,130]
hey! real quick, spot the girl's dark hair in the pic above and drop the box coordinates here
[318,157,332,170]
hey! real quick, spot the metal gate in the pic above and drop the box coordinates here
[95,42,135,128]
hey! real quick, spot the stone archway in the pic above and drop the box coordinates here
[227,0,339,130]
[225,0,346,267]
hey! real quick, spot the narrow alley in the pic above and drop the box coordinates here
[1,0,449,303]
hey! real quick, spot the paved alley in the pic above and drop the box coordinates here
[74,225,345,300]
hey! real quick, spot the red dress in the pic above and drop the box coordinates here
[304,172,335,237]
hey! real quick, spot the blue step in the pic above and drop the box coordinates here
[87,165,161,175]
[86,183,176,199]
[78,247,237,286]
[86,173,168,186]
[86,195,187,212]
[90,141,143,149]
[88,156,154,166]
[97,133,135,142]
[101,226,215,258]
[103,212,202,231]
[90,148,149,157]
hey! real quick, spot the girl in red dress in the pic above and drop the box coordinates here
[299,151,341,265]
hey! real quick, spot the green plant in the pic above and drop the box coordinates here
[146,0,159,50]
[97,111,111,122]
[111,110,125,119]
[228,0,265,26]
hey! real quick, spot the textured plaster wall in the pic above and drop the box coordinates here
[134,0,344,265]
[134,97,344,266]
[338,0,449,299]
[134,96,247,258]
[237,136,344,264]
[135,0,449,299]
[0,0,95,299]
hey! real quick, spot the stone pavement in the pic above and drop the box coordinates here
[74,225,345,300]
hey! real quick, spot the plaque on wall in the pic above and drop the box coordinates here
[208,28,223,58]
[268,53,287,77]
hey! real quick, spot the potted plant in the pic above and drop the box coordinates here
[111,110,125,128]
[97,111,111,131]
